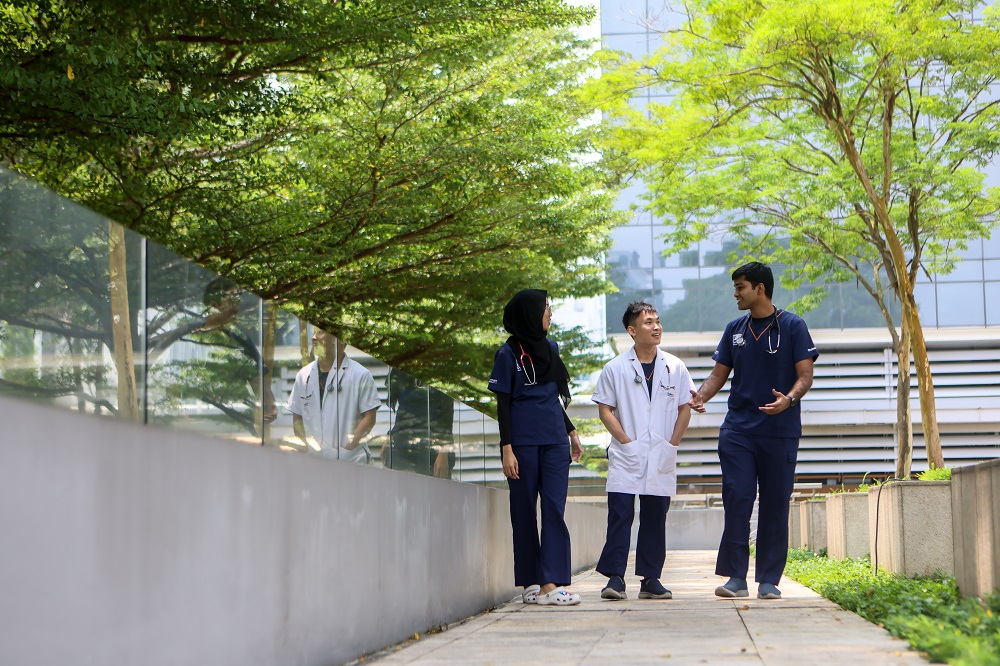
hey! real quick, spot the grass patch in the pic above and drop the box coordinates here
[916,466,952,482]
[785,550,1000,664]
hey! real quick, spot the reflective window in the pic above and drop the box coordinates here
[936,258,984,282]
[985,235,1000,260]
[144,242,265,442]
[0,170,146,422]
[913,283,939,327]
[381,370,457,479]
[602,33,648,60]
[986,282,1000,326]
[601,0,649,34]
[936,283,985,326]
[610,225,655,269]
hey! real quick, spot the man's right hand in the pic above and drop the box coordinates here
[502,445,519,480]
[688,389,707,413]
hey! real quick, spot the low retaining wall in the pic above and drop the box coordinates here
[0,397,607,666]
[869,481,953,577]
[667,507,724,550]
[788,502,803,549]
[826,492,870,560]
[952,460,1000,598]
[800,499,828,553]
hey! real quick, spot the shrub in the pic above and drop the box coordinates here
[785,550,1000,664]
[917,465,952,482]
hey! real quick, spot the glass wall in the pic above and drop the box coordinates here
[0,167,602,493]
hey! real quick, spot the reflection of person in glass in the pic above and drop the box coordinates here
[383,369,455,478]
[286,329,380,463]
[489,289,583,607]
[199,277,277,423]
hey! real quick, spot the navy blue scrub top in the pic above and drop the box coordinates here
[488,341,569,446]
[712,309,818,438]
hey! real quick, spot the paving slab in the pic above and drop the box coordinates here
[365,550,926,665]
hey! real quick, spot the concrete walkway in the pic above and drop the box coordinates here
[367,550,926,665]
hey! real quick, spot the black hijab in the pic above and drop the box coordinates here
[503,289,571,406]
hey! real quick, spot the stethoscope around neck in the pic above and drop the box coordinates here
[632,356,672,391]
[517,343,539,386]
[737,307,782,354]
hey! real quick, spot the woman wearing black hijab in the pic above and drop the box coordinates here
[488,289,583,606]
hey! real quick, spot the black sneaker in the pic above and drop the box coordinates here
[714,577,749,598]
[638,578,672,599]
[601,575,627,600]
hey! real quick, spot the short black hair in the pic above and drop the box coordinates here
[731,262,774,300]
[622,301,658,330]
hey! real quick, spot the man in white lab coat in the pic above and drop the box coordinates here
[592,302,695,600]
[287,329,380,463]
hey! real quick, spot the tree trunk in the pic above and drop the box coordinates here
[262,302,278,444]
[840,143,943,469]
[901,293,943,467]
[894,319,913,479]
[299,317,311,366]
[108,221,139,421]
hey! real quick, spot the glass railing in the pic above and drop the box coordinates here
[0,166,605,495]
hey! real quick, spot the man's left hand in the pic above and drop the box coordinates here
[759,389,791,415]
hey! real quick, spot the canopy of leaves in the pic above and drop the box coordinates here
[0,0,626,400]
[587,0,1000,321]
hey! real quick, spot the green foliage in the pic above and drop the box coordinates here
[571,417,608,438]
[857,472,890,493]
[786,550,1000,664]
[0,0,627,405]
[578,444,608,477]
[918,466,953,482]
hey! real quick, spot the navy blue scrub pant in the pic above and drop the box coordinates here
[597,492,671,580]
[716,428,799,585]
[507,444,571,588]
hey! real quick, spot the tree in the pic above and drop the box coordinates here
[588,0,1000,472]
[1,0,626,401]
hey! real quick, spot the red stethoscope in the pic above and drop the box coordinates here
[517,343,538,385]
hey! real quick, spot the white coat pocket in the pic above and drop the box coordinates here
[656,437,678,475]
[644,434,678,496]
[608,439,643,477]
[606,432,651,495]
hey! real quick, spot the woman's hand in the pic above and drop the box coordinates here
[502,445,519,479]
[569,431,583,463]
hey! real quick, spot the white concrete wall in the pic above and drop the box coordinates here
[952,459,1000,598]
[826,492,870,560]
[0,397,607,666]
[869,481,953,577]
[667,508,725,550]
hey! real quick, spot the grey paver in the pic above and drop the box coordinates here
[366,550,926,665]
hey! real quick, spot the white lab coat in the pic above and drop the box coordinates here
[592,346,696,496]
[287,357,381,463]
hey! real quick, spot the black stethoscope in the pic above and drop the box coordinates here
[632,359,673,393]
[736,307,782,354]
[306,366,347,401]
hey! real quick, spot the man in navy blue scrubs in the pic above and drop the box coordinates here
[688,262,817,600]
